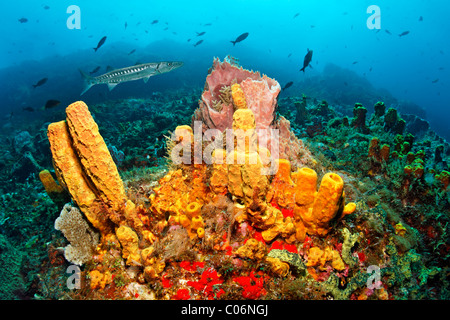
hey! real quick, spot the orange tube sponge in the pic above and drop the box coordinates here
[39,169,64,195]
[235,238,267,261]
[227,108,269,204]
[310,173,355,236]
[186,201,202,218]
[227,150,269,204]
[231,83,247,110]
[116,225,141,266]
[267,159,296,208]
[89,270,111,290]
[47,121,110,235]
[306,246,345,271]
[210,149,228,195]
[292,170,356,237]
[39,169,68,205]
[65,101,127,212]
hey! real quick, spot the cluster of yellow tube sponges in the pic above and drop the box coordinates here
[45,102,159,276]
[151,83,356,242]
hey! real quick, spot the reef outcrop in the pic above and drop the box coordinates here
[40,59,391,301]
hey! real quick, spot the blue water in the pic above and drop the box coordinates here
[1,0,449,139]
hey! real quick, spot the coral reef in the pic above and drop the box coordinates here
[2,57,449,301]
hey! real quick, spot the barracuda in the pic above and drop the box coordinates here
[79,61,183,95]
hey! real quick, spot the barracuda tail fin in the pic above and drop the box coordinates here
[79,69,94,95]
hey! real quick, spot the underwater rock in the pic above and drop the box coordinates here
[13,130,35,155]
[402,114,430,136]
[294,95,308,126]
[0,234,26,299]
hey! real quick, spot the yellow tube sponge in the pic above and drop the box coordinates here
[302,173,344,236]
[231,83,247,110]
[210,149,228,195]
[39,169,64,195]
[293,170,356,237]
[186,201,202,218]
[116,226,141,266]
[39,169,68,205]
[266,159,296,208]
[191,215,204,231]
[47,121,111,236]
[65,101,127,212]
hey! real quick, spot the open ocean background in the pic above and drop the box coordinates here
[1,0,449,140]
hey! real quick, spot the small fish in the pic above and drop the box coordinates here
[43,5,50,10]
[419,16,423,21]
[310,25,315,28]
[125,22,127,29]
[32,78,48,88]
[18,18,28,23]
[193,40,203,47]
[293,12,300,19]
[89,66,101,75]
[287,53,292,58]
[45,99,61,109]
[230,32,249,46]
[196,31,206,36]
[369,67,373,72]
[187,38,191,42]
[128,49,136,55]
[151,20,158,24]
[300,49,313,72]
[438,67,444,70]
[344,82,348,86]
[352,61,358,64]
[398,31,410,37]
[432,79,439,83]
[163,27,168,31]
[204,23,212,26]
[282,81,293,91]
[22,107,34,112]
[106,65,114,72]
[385,29,392,35]
[93,36,107,52]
